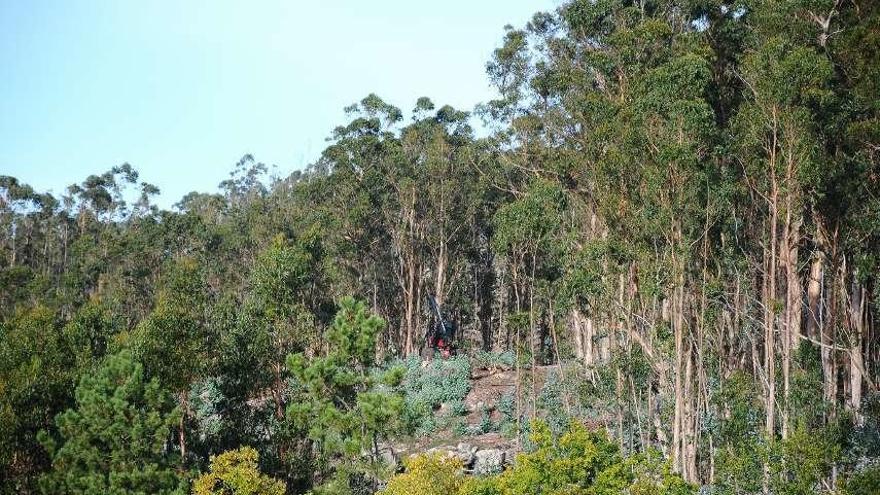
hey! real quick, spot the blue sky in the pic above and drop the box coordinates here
[1,1,555,208]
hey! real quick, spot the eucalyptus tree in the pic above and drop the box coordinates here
[132,256,209,463]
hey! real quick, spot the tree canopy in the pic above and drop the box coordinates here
[1,1,880,494]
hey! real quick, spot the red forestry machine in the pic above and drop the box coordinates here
[425,294,456,358]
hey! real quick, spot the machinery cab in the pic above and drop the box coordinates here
[426,295,456,358]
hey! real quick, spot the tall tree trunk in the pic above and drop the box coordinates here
[810,224,837,410]
[780,148,802,439]
[684,336,697,483]
[403,256,416,356]
[765,120,779,438]
[435,235,447,305]
[673,279,686,474]
[179,391,188,463]
[807,223,825,341]
[9,221,15,267]
[585,316,595,369]
[848,278,865,423]
[572,309,584,363]
[825,232,842,409]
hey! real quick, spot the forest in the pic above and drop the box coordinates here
[2,1,880,494]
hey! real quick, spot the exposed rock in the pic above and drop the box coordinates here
[473,448,506,475]
[425,445,458,460]
[376,445,401,472]
[465,399,486,413]
[456,442,474,454]
[456,442,477,466]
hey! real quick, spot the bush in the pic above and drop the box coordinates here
[286,298,403,491]
[465,407,493,436]
[471,350,516,371]
[402,356,471,405]
[840,464,880,495]
[492,421,692,495]
[537,368,572,435]
[414,414,438,437]
[381,421,694,495]
[189,377,225,442]
[399,356,471,436]
[192,447,286,495]
[495,392,517,436]
[445,399,468,417]
[380,453,464,495]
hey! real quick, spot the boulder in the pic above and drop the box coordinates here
[376,445,401,472]
[472,448,506,475]
[456,442,477,466]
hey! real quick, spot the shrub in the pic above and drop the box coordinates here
[495,392,517,436]
[471,350,516,371]
[399,356,471,436]
[537,368,572,435]
[189,377,225,442]
[491,421,624,494]
[402,356,471,405]
[446,399,468,417]
[286,298,403,492]
[380,453,464,495]
[192,447,286,495]
[38,351,184,495]
[839,464,880,495]
[769,422,840,495]
[494,421,692,495]
[414,414,438,437]
[465,407,493,436]
[381,421,695,495]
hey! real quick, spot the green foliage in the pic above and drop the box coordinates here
[496,392,517,436]
[560,241,608,310]
[132,256,207,392]
[402,355,471,409]
[839,464,880,495]
[0,306,74,493]
[464,407,493,437]
[286,298,404,493]
[471,350,516,371]
[38,351,184,495]
[379,454,464,495]
[627,449,694,495]
[189,377,226,443]
[63,300,119,372]
[492,179,566,259]
[488,421,692,495]
[192,447,286,495]
[399,355,471,436]
[714,418,842,495]
[714,437,766,495]
[711,371,766,494]
[493,421,625,494]
[714,371,764,446]
[2,0,880,491]
[383,422,693,495]
[536,368,575,435]
[252,234,314,321]
[768,422,840,495]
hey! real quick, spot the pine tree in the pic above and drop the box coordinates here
[38,351,184,495]
[286,297,404,493]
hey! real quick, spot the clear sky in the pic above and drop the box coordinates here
[1,1,556,208]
